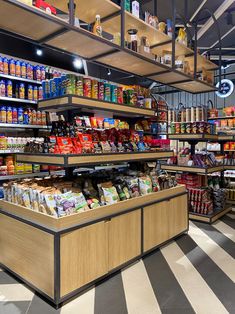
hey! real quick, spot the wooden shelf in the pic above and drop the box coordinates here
[161,164,223,174]
[224,165,235,170]
[168,134,218,141]
[226,200,235,205]
[0,184,185,231]
[48,0,120,25]
[218,135,235,141]
[1,0,217,94]
[16,151,174,167]
[189,206,232,224]
[208,116,235,120]
[38,95,155,117]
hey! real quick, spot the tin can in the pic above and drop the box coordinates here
[181,122,186,134]
[9,59,16,76]
[6,80,12,98]
[28,85,33,100]
[117,87,123,104]
[21,62,26,78]
[206,123,211,134]
[91,79,98,99]
[170,122,175,134]
[83,78,91,98]
[15,60,21,77]
[186,108,191,122]
[111,85,117,103]
[198,122,205,133]
[38,86,43,100]
[40,66,46,81]
[19,83,25,99]
[6,106,12,123]
[12,107,18,124]
[18,107,24,124]
[3,58,8,75]
[104,83,111,102]
[33,86,38,101]
[98,81,104,100]
[0,56,4,74]
[191,107,195,122]
[186,122,191,134]
[192,122,197,134]
[175,122,180,134]
[0,80,5,97]
[75,76,83,96]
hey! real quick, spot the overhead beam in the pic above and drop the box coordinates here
[197,0,235,39]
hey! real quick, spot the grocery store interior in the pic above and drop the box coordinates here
[0,0,234,313]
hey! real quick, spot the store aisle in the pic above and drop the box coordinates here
[0,210,234,314]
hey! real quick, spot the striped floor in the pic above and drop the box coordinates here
[0,210,234,314]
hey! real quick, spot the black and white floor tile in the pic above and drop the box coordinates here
[0,209,234,314]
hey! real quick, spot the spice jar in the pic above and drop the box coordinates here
[127,29,138,52]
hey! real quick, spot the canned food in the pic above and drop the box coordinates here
[181,122,186,134]
[175,122,180,134]
[170,122,175,134]
[111,85,117,103]
[117,86,123,104]
[186,122,191,134]
[98,81,104,100]
[104,83,111,102]
[91,79,98,99]
[75,77,83,97]
[83,78,91,98]
[198,122,205,133]
[192,122,197,134]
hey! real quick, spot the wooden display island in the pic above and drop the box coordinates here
[0,185,188,307]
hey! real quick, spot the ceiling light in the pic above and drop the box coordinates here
[73,58,83,69]
[36,49,43,56]
[107,69,111,76]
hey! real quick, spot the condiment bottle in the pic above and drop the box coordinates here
[93,15,102,37]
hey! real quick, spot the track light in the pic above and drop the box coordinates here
[73,58,83,69]
[107,69,111,76]
[36,49,43,56]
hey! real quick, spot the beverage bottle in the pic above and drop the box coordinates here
[93,15,102,37]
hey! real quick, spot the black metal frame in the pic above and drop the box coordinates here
[0,190,188,308]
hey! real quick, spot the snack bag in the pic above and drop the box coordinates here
[139,176,153,195]
[126,177,140,198]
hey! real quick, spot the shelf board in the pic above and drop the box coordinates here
[0,74,42,85]
[0,123,50,129]
[208,116,235,120]
[186,54,218,72]
[161,164,223,174]
[0,0,65,41]
[38,95,155,117]
[168,134,218,141]
[0,172,50,181]
[224,165,235,170]
[171,79,217,94]
[95,48,168,76]
[0,150,21,155]
[226,200,235,205]
[189,206,232,224]
[16,151,174,167]
[48,0,120,25]
[218,135,235,141]
[0,96,37,104]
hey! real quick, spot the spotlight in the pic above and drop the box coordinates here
[107,69,111,76]
[73,58,83,69]
[36,49,43,56]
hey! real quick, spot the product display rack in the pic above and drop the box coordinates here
[0,123,50,129]
[0,172,50,181]
[38,95,156,117]
[162,134,231,224]
[0,0,219,94]
[0,96,37,104]
[0,73,42,85]
[16,151,174,167]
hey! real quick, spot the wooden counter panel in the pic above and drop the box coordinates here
[169,194,188,238]
[60,221,108,297]
[143,201,169,251]
[108,210,141,270]
[0,214,54,298]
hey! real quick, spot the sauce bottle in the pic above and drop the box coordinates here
[93,15,102,37]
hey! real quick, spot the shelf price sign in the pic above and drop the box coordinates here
[216,79,234,98]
